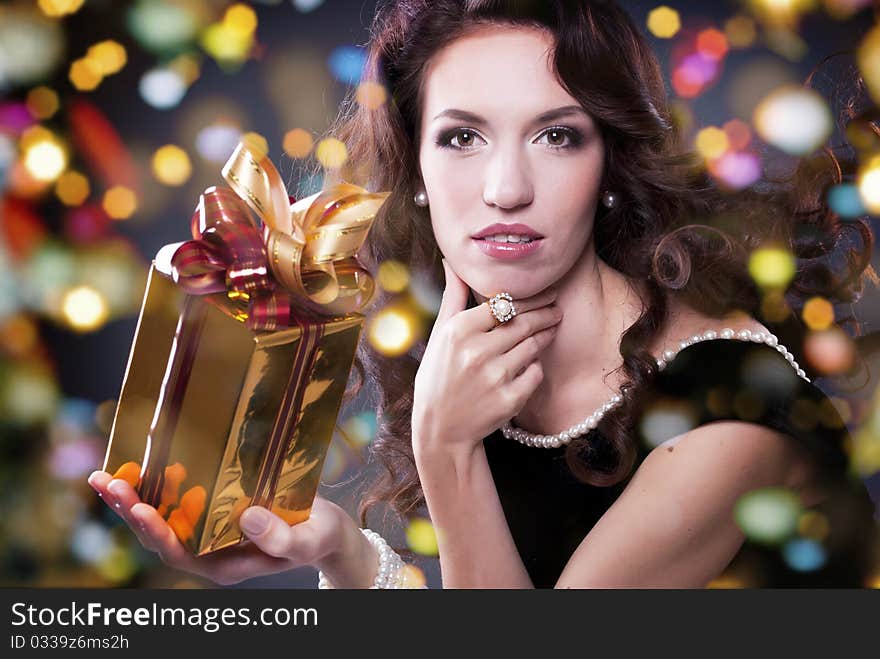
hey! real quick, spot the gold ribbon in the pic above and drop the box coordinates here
[221,135,388,317]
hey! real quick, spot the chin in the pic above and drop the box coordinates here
[471,277,547,301]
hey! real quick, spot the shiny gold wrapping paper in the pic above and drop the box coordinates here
[103,262,363,555]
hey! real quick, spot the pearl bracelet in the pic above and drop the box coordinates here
[317,528,425,589]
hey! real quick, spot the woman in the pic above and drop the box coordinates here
[88,0,878,588]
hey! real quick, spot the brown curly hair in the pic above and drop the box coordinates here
[316,0,877,533]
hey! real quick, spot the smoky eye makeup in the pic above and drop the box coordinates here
[433,125,587,151]
[433,128,484,150]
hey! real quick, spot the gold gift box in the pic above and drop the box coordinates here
[103,260,362,555]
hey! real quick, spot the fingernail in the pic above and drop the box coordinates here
[87,471,102,489]
[240,508,269,535]
[130,509,147,531]
[107,479,127,497]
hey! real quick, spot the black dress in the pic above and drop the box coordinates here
[484,338,879,588]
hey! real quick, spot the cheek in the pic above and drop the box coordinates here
[423,162,481,243]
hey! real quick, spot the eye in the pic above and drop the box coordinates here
[535,126,584,150]
[435,128,486,150]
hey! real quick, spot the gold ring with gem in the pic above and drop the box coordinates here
[487,292,516,327]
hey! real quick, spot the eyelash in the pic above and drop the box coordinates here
[434,125,585,151]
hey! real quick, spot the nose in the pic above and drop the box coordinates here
[481,143,534,210]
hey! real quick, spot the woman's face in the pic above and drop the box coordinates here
[418,25,605,299]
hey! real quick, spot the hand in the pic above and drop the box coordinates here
[411,259,562,458]
[87,470,373,586]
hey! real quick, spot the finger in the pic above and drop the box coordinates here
[505,360,545,410]
[88,471,161,553]
[464,286,559,335]
[87,470,114,506]
[239,506,324,564]
[192,543,294,586]
[496,323,560,380]
[104,479,166,552]
[128,502,194,568]
[433,258,471,330]
[483,305,563,354]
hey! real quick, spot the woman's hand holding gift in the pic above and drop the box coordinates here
[87,471,378,587]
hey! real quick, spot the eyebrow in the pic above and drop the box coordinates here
[431,105,589,126]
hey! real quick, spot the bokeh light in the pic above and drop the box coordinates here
[801,296,834,330]
[151,145,192,186]
[37,0,84,18]
[168,53,201,86]
[26,86,60,120]
[734,487,801,546]
[748,246,796,289]
[86,40,127,77]
[196,123,242,163]
[782,538,828,572]
[65,204,112,244]
[857,155,880,214]
[356,81,388,110]
[827,183,867,218]
[857,23,880,104]
[139,68,188,110]
[69,58,103,92]
[803,327,856,375]
[709,150,762,189]
[850,395,880,477]
[61,285,109,332]
[377,260,410,293]
[647,6,681,38]
[55,170,90,206]
[23,136,67,183]
[725,15,757,48]
[695,126,730,160]
[242,131,269,159]
[1,364,60,425]
[397,564,427,589]
[753,86,832,155]
[328,45,366,85]
[638,400,698,448]
[283,128,314,159]
[798,510,830,541]
[77,241,146,315]
[127,0,200,55]
[339,411,377,447]
[102,186,138,220]
[406,518,439,556]
[315,137,348,169]
[201,20,254,65]
[672,51,721,98]
[224,4,258,38]
[293,0,326,11]
[367,306,418,357]
[747,0,816,28]
[0,315,39,357]
[697,28,729,61]
[19,242,77,314]
[0,7,65,87]
[723,119,752,150]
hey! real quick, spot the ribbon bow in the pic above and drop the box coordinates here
[170,136,389,330]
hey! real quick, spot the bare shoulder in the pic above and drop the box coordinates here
[648,299,825,506]
[555,419,804,587]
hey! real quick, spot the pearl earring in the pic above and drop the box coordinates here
[601,190,618,209]
[414,190,429,207]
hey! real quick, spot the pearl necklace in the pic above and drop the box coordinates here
[500,327,809,449]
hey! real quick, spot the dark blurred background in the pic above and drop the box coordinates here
[0,0,878,589]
